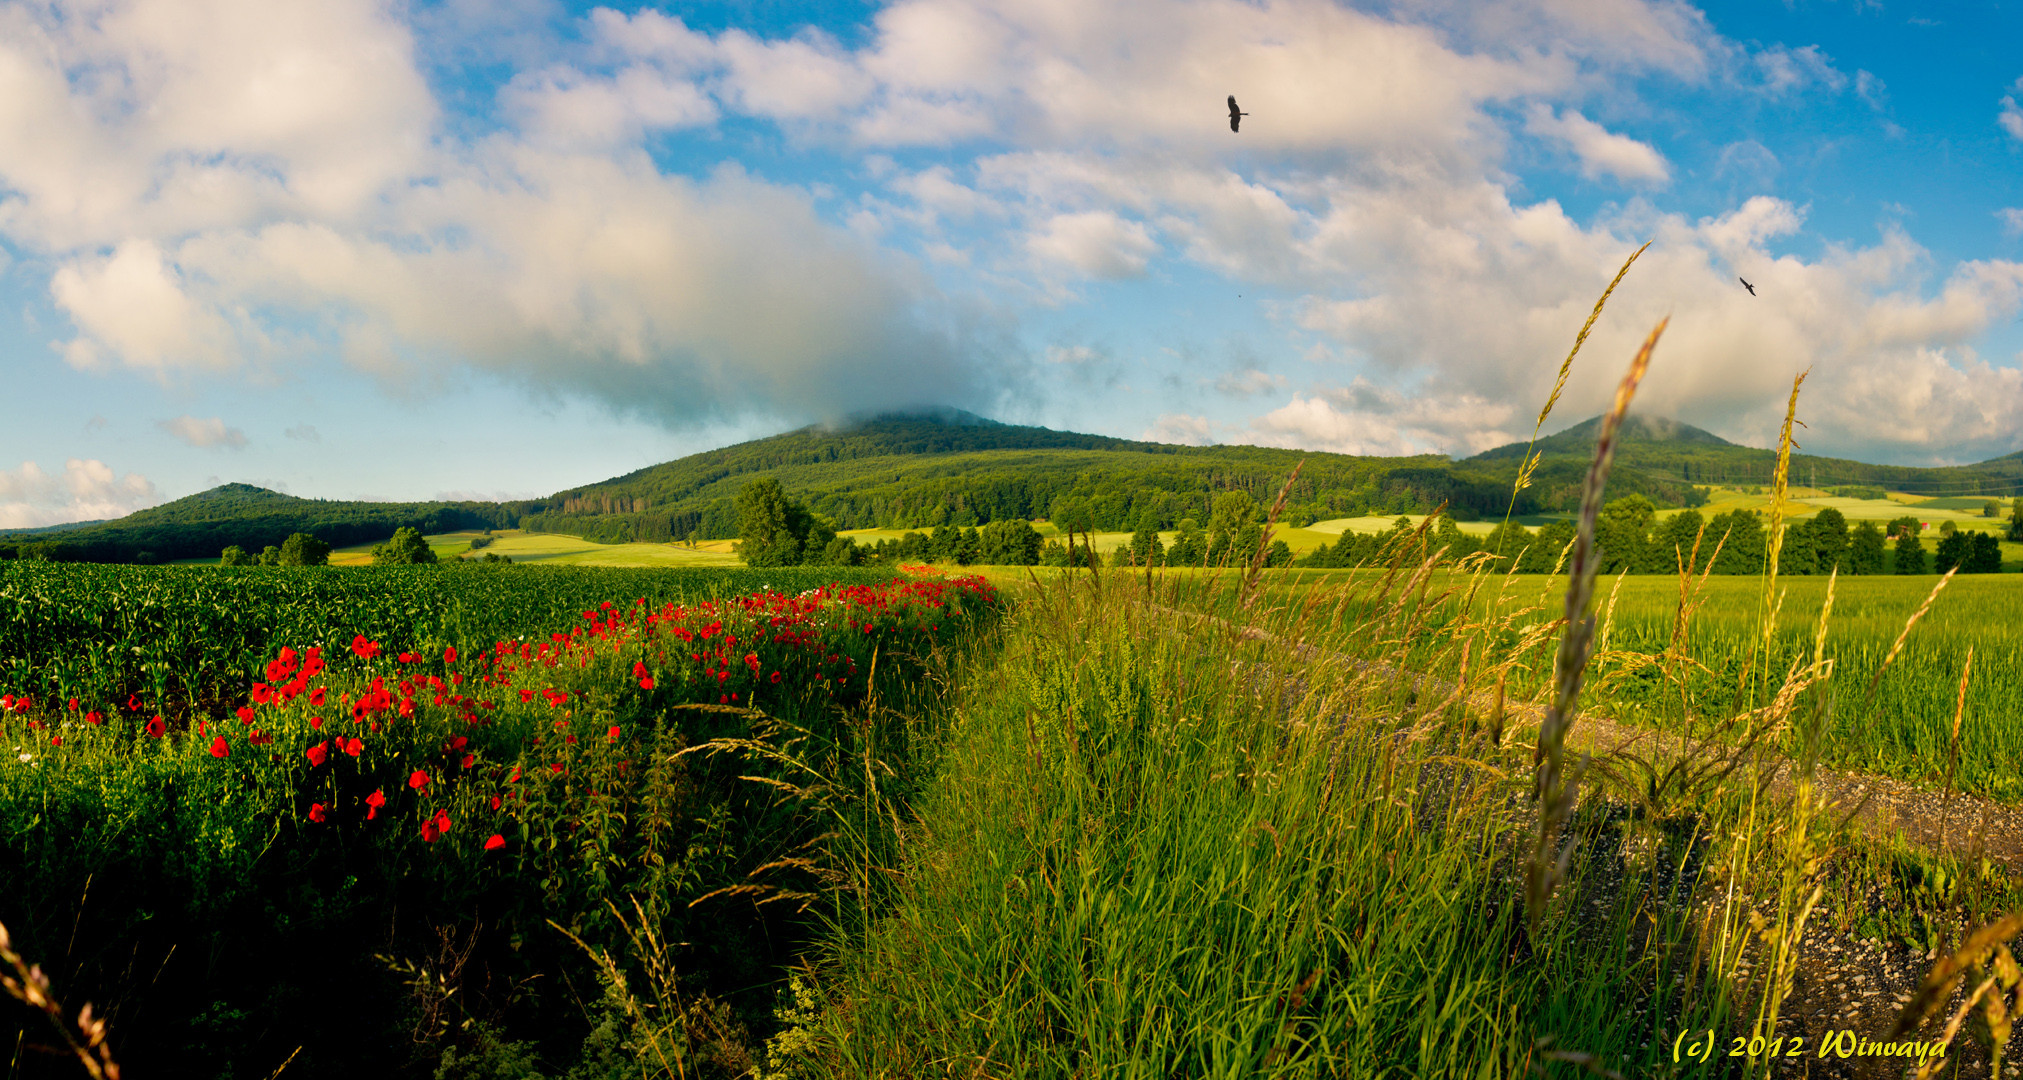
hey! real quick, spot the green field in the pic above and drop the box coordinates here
[0,560,892,718]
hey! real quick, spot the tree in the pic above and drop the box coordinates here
[980,519,1042,565]
[278,532,331,567]
[1204,491,1257,567]
[258,545,283,566]
[1811,508,1849,573]
[1893,528,1926,575]
[818,536,862,566]
[736,477,800,568]
[1846,521,1885,575]
[2010,499,2023,543]
[1129,512,1164,568]
[1653,510,1706,574]
[1967,531,2003,574]
[1048,495,1096,570]
[1480,520,1535,572]
[735,476,832,568]
[955,527,982,566]
[929,523,961,563]
[1706,511,1764,575]
[1777,518,1818,576]
[1985,500,2002,518]
[1935,529,1970,573]
[219,545,253,567]
[372,527,438,565]
[1595,495,1655,573]
[1265,539,1293,568]
[1168,518,1206,567]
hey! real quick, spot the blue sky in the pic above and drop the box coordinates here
[3,0,2022,527]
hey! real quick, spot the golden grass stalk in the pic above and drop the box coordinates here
[1892,909,2023,1077]
[1941,646,1976,851]
[1526,316,1666,933]
[1756,367,1808,701]
[0,918,122,1080]
[1866,567,1957,704]
[1503,241,1651,531]
[1241,459,1305,610]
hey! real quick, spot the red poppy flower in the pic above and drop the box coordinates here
[507,766,521,783]
[310,688,326,707]
[519,689,533,703]
[126,694,141,712]
[310,716,323,730]
[398,652,415,664]
[434,809,451,832]
[305,743,328,767]
[769,671,782,684]
[607,725,620,740]
[343,737,363,757]
[67,698,78,711]
[444,646,458,663]
[365,789,385,819]
[352,635,380,660]
[638,678,653,690]
[85,711,103,726]
[484,834,505,851]
[631,660,649,679]
[461,753,476,769]
[408,769,430,790]
[549,763,563,774]
[488,795,502,811]
[146,715,166,738]
[209,736,230,758]
[421,818,440,843]
[236,706,256,725]
[308,803,327,823]
[50,735,61,747]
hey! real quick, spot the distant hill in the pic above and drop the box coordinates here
[0,483,520,564]
[1469,414,2023,499]
[513,409,1706,545]
[10,408,2020,565]
[1471,415,1736,460]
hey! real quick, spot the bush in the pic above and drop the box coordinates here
[373,527,439,566]
[279,532,332,567]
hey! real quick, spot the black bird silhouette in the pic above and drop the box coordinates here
[1228,95,1248,133]
[1739,277,1756,296]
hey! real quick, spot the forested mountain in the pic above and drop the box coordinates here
[0,484,521,564]
[511,409,1707,544]
[7,408,2021,564]
[1469,415,2023,496]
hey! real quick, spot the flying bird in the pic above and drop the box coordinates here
[1739,277,1756,296]
[1228,95,1248,133]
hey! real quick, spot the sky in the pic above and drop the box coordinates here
[3,0,2023,528]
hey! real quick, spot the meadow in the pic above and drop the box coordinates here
[5,551,2023,1076]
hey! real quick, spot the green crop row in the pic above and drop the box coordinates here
[0,561,895,721]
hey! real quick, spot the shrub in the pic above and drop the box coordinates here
[373,527,439,566]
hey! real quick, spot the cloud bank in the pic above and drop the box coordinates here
[0,0,2017,465]
[0,460,158,530]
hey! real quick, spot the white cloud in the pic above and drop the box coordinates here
[1213,369,1286,397]
[1044,345,1104,365]
[1141,413,1215,445]
[1248,381,1520,457]
[2002,82,2023,142]
[284,424,320,442]
[0,459,158,529]
[1525,105,1671,183]
[157,415,247,449]
[1027,211,1157,279]
[1750,43,1846,96]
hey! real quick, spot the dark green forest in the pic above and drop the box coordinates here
[8,409,2023,565]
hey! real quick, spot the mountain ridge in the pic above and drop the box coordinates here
[7,409,2021,564]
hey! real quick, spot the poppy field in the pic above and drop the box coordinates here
[0,567,1001,1077]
